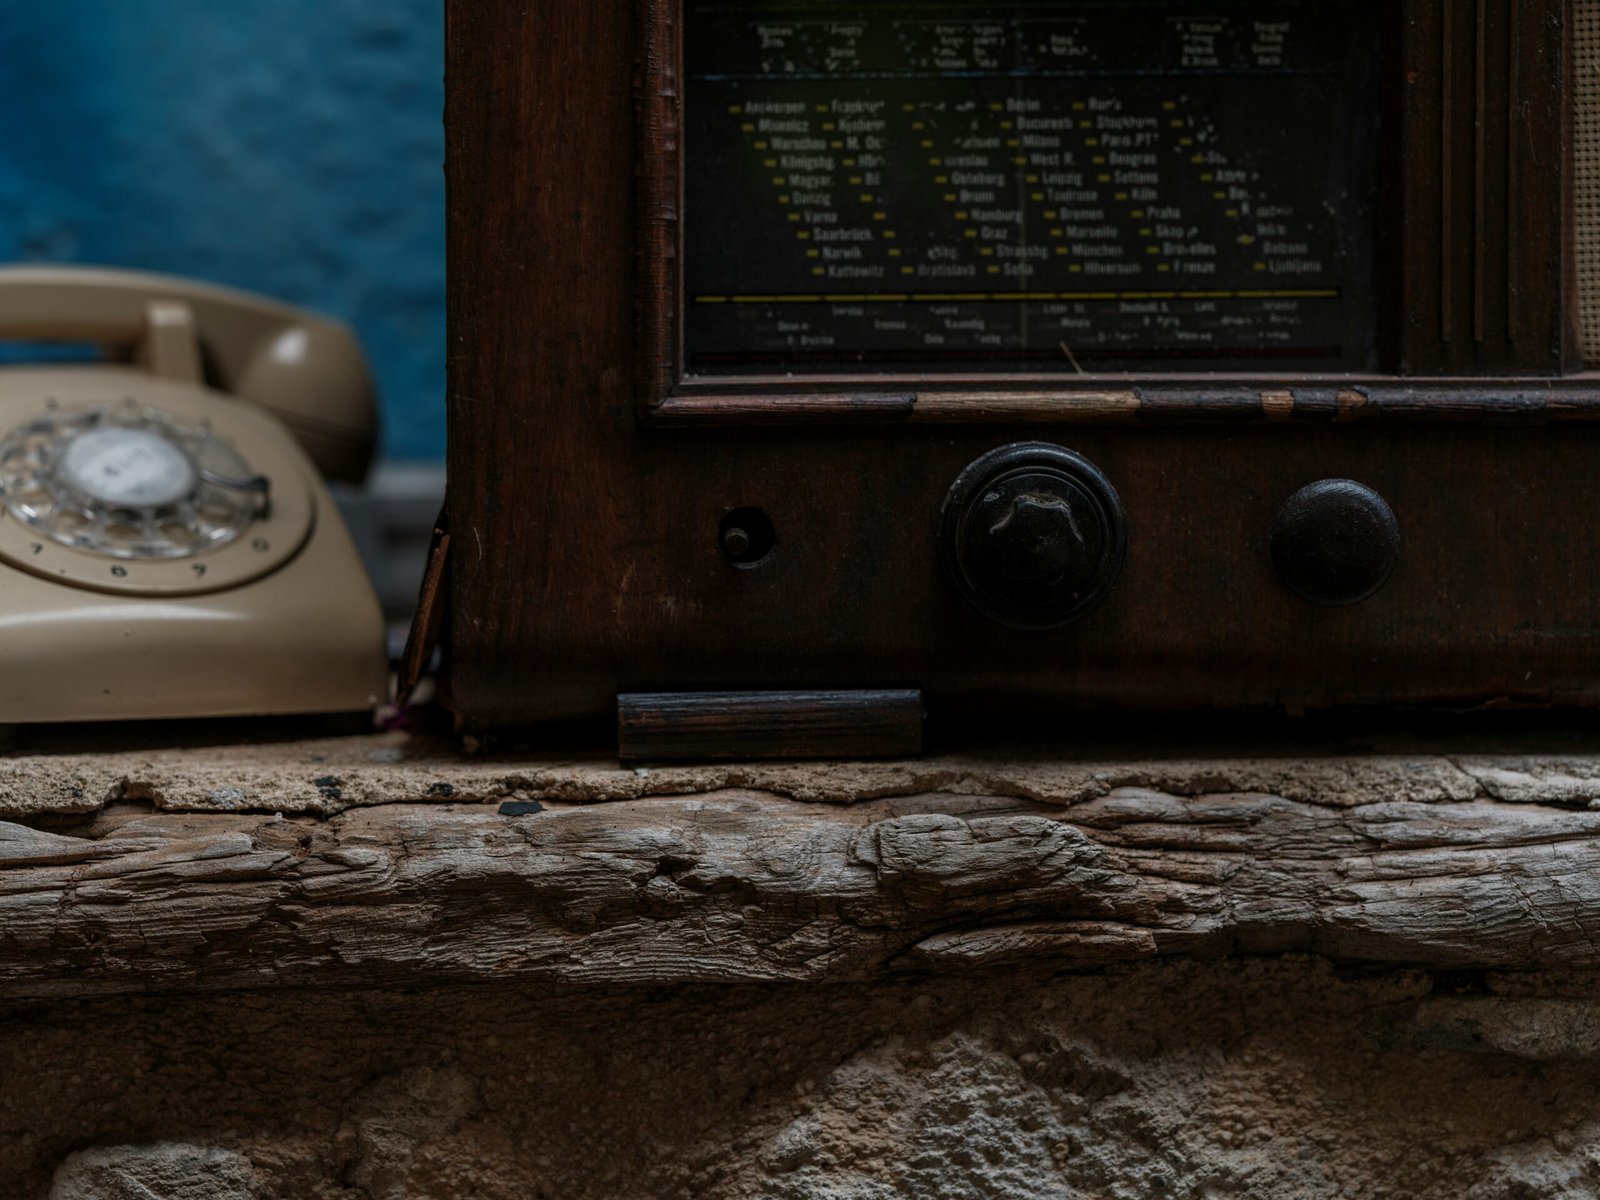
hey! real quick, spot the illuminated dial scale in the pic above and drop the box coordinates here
[0,392,315,596]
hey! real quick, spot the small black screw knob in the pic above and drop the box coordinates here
[1270,479,1399,606]
[718,506,776,568]
[721,526,752,558]
[940,443,1126,630]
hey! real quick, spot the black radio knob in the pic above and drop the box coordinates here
[940,443,1126,630]
[1270,479,1399,606]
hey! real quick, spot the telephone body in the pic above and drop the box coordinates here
[0,266,386,721]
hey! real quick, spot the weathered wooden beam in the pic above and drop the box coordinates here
[4,773,1600,999]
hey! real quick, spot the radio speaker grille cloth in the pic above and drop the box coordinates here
[1580,0,1600,363]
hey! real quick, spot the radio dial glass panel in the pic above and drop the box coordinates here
[683,0,1382,376]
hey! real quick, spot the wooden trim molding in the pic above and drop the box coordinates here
[651,379,1600,425]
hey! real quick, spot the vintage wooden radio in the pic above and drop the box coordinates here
[443,0,1600,747]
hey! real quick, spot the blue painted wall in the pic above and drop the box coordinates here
[0,2,445,461]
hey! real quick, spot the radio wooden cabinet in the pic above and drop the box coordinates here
[445,0,1600,734]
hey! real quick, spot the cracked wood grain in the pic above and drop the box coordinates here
[4,778,1600,999]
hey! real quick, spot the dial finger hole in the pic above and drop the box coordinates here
[196,498,237,526]
[12,502,51,525]
[12,478,51,504]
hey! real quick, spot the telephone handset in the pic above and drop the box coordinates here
[0,265,387,721]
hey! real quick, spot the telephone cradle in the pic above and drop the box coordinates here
[0,266,387,722]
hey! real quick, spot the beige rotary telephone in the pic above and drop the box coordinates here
[0,266,387,721]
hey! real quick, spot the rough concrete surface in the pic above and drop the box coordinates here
[3,960,1600,1198]
[13,728,1600,821]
